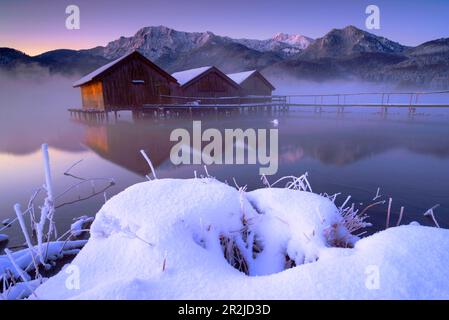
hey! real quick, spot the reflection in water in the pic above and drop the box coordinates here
[1,107,449,246]
[81,110,449,172]
[84,118,174,176]
[78,109,449,231]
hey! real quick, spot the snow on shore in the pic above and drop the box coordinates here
[33,178,449,299]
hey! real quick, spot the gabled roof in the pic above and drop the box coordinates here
[171,66,240,89]
[227,70,257,84]
[73,52,132,87]
[73,51,178,87]
[227,70,275,90]
[172,66,213,86]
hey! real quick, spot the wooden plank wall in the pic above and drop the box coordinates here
[240,74,273,96]
[180,70,240,98]
[81,81,105,110]
[101,57,175,108]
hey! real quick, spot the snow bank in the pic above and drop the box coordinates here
[247,188,354,275]
[33,178,449,299]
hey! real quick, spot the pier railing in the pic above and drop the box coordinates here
[158,94,280,106]
[282,90,449,108]
[68,89,449,116]
[159,90,449,108]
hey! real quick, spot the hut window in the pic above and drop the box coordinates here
[132,80,145,84]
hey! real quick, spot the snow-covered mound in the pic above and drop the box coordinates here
[34,178,449,299]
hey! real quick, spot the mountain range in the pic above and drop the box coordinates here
[1,25,448,89]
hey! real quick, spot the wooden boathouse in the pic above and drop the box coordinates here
[171,66,241,100]
[73,51,178,110]
[70,52,449,116]
[227,70,275,96]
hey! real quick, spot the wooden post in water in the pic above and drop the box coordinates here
[408,93,415,114]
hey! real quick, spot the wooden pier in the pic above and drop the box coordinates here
[68,102,289,122]
[68,89,449,120]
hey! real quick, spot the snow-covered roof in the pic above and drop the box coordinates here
[171,66,213,86]
[226,70,257,85]
[73,51,178,87]
[227,70,275,90]
[73,52,134,87]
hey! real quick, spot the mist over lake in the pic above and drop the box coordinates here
[1,74,449,247]
[2,0,449,301]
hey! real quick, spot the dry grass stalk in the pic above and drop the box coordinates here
[359,200,386,216]
[140,149,158,180]
[386,198,392,229]
[424,204,440,228]
[396,206,405,226]
[220,235,249,275]
[373,187,382,201]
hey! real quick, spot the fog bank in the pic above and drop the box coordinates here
[0,71,83,155]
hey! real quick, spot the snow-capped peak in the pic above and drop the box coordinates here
[272,33,313,49]
[87,26,315,62]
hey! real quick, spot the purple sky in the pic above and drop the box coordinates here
[1,0,448,56]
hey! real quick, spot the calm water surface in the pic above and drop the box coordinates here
[1,81,449,247]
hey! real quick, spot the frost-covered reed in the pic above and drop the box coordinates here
[0,144,113,300]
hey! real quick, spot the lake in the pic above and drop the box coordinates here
[1,77,449,247]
